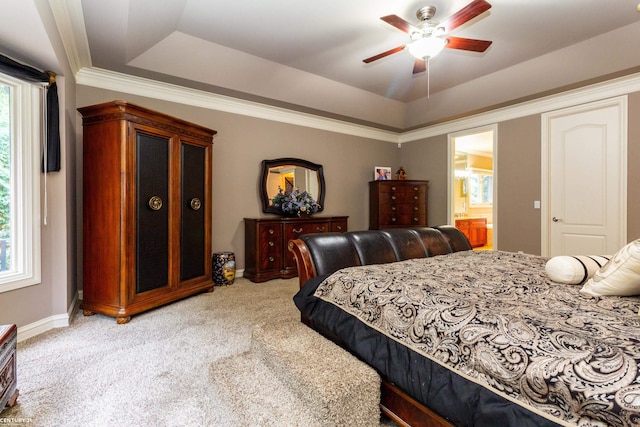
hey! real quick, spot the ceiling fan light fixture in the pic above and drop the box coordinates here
[407,36,447,60]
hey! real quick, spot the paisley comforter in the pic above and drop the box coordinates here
[307,251,640,426]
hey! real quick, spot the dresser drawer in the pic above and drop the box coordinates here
[331,218,348,232]
[380,212,427,227]
[284,221,330,242]
[257,224,282,271]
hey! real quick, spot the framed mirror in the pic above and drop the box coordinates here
[260,158,325,214]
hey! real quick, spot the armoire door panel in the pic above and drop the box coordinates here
[180,143,206,281]
[136,131,170,293]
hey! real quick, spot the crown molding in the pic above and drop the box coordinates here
[48,0,91,75]
[77,66,640,145]
[399,71,640,143]
[76,67,400,143]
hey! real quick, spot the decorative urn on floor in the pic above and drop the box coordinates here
[212,252,236,286]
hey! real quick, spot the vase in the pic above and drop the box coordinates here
[212,252,236,285]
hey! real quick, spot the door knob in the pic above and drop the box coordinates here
[552,217,561,222]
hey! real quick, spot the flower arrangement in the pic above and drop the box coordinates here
[271,186,320,216]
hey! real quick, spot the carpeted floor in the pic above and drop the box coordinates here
[2,278,392,426]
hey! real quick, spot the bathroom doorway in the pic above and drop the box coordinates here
[448,125,497,250]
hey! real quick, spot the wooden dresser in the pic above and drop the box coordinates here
[455,218,488,248]
[79,101,216,323]
[0,324,18,411]
[369,180,428,229]
[244,216,348,282]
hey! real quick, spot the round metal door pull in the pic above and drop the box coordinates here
[148,196,163,211]
[190,198,202,210]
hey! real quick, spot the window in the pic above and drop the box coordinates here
[468,172,493,206]
[0,72,41,293]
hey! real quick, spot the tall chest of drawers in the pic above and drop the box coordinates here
[369,180,429,229]
[244,216,348,282]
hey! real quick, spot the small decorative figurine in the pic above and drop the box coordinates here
[395,166,407,180]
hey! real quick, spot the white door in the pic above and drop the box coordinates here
[542,97,627,256]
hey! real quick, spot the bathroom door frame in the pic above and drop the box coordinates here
[447,124,498,249]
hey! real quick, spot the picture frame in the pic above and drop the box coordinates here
[374,166,392,181]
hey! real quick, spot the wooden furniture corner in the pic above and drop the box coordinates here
[0,324,18,411]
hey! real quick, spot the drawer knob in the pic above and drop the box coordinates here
[413,218,419,222]
[414,187,419,191]
[391,206,396,211]
[391,186,396,190]
[268,256,275,262]
[316,226,325,232]
[414,206,419,211]
[391,196,396,200]
[269,241,274,247]
[336,225,342,230]
[268,229,274,234]
[413,196,418,200]
[391,218,397,222]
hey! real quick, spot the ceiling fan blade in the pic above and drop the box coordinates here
[363,45,406,63]
[381,15,419,34]
[445,36,492,52]
[440,0,492,33]
[412,59,426,75]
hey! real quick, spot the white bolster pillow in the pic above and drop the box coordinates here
[545,255,610,285]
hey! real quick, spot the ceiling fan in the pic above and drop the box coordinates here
[363,0,493,74]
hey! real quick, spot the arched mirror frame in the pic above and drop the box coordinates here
[260,158,326,214]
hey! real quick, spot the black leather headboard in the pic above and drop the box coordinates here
[300,233,361,277]
[298,226,471,277]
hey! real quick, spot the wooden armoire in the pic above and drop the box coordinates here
[79,101,216,323]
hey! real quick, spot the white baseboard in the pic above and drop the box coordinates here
[17,292,79,343]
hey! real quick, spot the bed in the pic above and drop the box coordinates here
[288,227,640,427]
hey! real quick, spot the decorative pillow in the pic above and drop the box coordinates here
[580,240,640,297]
[545,255,610,285]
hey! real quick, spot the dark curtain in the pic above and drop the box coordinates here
[0,54,61,172]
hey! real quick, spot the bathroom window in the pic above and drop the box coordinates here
[469,173,492,206]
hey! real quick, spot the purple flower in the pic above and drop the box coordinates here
[271,186,320,216]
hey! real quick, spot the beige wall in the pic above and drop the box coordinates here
[398,134,449,227]
[628,91,640,241]
[496,114,542,254]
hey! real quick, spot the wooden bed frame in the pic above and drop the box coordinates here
[288,239,454,427]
